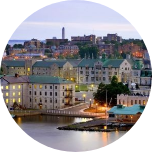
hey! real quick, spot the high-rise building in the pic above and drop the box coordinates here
[62,27,65,39]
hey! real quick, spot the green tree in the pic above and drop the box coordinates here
[93,76,130,106]
[0,66,3,75]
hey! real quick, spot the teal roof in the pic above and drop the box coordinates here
[133,59,144,70]
[33,60,67,68]
[29,75,74,84]
[108,104,145,115]
[2,60,25,67]
[78,59,102,67]
[103,59,124,68]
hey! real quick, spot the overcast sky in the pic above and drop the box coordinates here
[10,0,141,40]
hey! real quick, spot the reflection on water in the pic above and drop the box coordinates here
[14,115,126,151]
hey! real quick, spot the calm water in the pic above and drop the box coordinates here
[14,115,126,151]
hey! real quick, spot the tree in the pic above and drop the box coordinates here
[0,66,3,75]
[5,44,11,55]
[93,76,130,106]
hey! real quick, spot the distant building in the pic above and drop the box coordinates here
[71,34,96,44]
[46,39,68,47]
[62,27,65,39]
[103,33,122,43]
[24,39,44,48]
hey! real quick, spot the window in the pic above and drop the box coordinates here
[143,100,146,105]
[35,91,36,95]
[45,92,47,96]
[96,77,98,81]
[13,99,15,103]
[45,85,47,89]
[35,98,37,102]
[40,92,42,95]
[6,93,9,96]
[80,71,83,74]
[1,86,3,90]
[50,99,52,103]
[30,98,32,102]
[103,77,106,81]
[39,85,43,89]
[18,98,21,102]
[29,85,32,88]
[29,91,31,95]
[40,99,42,102]
[45,99,47,103]
[55,99,57,103]
[27,68,30,72]
[18,92,21,96]
[13,92,15,96]
[55,92,57,96]
[6,86,9,89]
[34,85,37,89]
[91,71,94,74]
[131,100,133,105]
[63,92,64,96]
[114,72,117,75]
[139,100,141,104]
[50,92,52,96]
[63,86,64,89]
[135,100,137,104]
[50,86,52,89]
[62,99,64,103]
[55,86,57,89]
[6,99,8,103]
[18,85,21,89]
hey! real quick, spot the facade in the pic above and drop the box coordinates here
[117,94,148,107]
[71,35,96,44]
[46,39,68,47]
[103,33,122,43]
[1,60,35,75]
[1,75,75,110]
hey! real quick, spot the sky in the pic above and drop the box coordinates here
[10,0,141,40]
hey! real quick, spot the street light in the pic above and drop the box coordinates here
[91,84,94,91]
[96,103,98,113]
[83,94,86,103]
[89,99,92,108]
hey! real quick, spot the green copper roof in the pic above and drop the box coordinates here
[133,59,144,70]
[2,60,25,67]
[29,75,74,84]
[33,60,67,68]
[108,104,145,115]
[78,59,102,67]
[103,59,124,68]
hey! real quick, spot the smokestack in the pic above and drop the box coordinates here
[62,27,65,39]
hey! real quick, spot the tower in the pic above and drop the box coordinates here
[62,27,65,39]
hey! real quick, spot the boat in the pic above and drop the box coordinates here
[11,114,16,118]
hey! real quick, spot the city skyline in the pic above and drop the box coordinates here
[10,0,142,40]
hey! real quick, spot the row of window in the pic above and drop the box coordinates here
[118,100,146,105]
[5,92,20,96]
[30,98,64,104]
[1,85,21,90]
[5,98,21,103]
[29,85,58,89]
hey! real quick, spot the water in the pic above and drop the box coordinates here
[14,115,126,151]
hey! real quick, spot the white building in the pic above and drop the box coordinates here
[117,94,148,107]
[1,75,75,110]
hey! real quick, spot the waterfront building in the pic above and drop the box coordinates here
[108,104,145,122]
[0,74,29,110]
[1,75,75,110]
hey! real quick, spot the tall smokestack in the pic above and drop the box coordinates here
[62,27,65,39]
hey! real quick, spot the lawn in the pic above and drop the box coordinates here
[75,84,88,91]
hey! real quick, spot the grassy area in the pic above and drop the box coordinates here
[75,84,88,91]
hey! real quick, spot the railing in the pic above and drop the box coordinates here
[45,110,103,118]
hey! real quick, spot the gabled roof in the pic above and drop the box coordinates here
[78,59,102,67]
[29,75,74,84]
[103,59,124,68]
[2,60,25,67]
[108,104,145,115]
[33,60,67,68]
[2,75,29,83]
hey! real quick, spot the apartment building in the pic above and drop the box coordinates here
[1,74,29,109]
[1,75,75,110]
[117,94,148,107]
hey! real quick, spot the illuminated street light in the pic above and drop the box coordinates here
[91,84,94,91]
[83,94,86,103]
[89,99,92,108]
